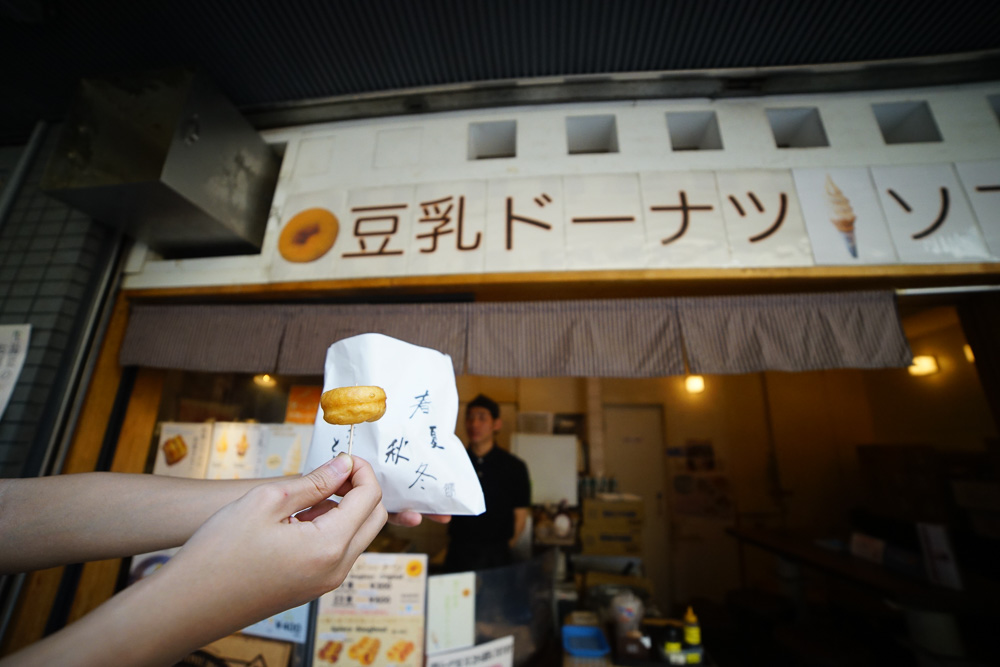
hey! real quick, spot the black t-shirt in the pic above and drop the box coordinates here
[449,445,531,545]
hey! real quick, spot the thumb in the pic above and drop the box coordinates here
[276,453,354,517]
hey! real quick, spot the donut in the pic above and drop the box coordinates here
[278,207,339,262]
[321,386,387,425]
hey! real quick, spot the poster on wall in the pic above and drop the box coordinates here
[313,553,428,666]
[285,385,322,424]
[257,424,311,478]
[152,422,213,479]
[715,170,814,267]
[870,164,992,263]
[955,159,1000,258]
[0,324,30,422]
[793,167,899,265]
[206,423,262,480]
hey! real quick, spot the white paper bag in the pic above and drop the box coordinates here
[304,333,485,515]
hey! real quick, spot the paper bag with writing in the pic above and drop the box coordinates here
[305,333,486,515]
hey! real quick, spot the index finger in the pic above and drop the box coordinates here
[315,456,382,529]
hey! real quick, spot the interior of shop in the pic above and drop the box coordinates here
[137,296,999,666]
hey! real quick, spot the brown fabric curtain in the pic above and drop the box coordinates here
[118,292,912,377]
[276,303,469,375]
[119,304,289,373]
[465,299,686,377]
[676,291,912,374]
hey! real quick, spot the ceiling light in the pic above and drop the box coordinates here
[685,375,705,393]
[253,373,277,387]
[963,344,975,363]
[907,356,939,377]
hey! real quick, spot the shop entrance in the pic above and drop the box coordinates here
[602,404,671,612]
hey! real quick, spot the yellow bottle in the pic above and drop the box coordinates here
[683,606,701,646]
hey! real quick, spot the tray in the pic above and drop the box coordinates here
[562,625,611,658]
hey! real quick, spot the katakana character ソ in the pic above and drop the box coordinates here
[886,187,949,240]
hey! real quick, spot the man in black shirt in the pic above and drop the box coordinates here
[445,394,531,572]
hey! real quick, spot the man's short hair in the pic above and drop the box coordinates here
[467,394,500,419]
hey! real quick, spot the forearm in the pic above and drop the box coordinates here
[509,507,528,548]
[0,562,263,667]
[0,473,270,574]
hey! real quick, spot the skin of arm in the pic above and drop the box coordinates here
[1,454,387,667]
[509,507,529,548]
[0,469,449,575]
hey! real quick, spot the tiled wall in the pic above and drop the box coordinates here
[0,126,115,478]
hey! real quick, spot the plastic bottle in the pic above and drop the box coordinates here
[683,606,701,646]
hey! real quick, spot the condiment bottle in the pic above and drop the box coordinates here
[683,606,701,646]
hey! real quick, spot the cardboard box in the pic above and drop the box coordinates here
[579,525,643,556]
[582,495,644,529]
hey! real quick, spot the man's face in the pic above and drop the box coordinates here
[465,406,499,447]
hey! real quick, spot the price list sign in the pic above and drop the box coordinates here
[314,553,428,666]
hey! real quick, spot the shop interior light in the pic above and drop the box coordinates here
[964,344,975,363]
[907,356,939,377]
[253,373,277,388]
[685,375,705,394]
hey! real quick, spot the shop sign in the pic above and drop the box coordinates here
[268,160,1000,282]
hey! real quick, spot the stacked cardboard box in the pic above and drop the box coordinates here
[579,494,644,556]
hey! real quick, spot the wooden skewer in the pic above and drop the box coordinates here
[348,423,355,457]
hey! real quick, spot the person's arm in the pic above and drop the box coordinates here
[0,473,272,574]
[509,507,529,548]
[1,454,387,667]
[0,468,448,575]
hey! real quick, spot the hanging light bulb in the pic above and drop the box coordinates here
[907,356,939,377]
[253,373,277,387]
[685,375,705,394]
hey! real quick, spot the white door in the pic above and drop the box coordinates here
[602,404,671,612]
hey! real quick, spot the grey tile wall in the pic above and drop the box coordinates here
[0,127,115,478]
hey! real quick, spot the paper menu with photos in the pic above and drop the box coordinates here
[313,553,427,667]
[207,422,262,480]
[256,424,311,478]
[425,572,476,655]
[304,333,486,515]
[153,423,212,479]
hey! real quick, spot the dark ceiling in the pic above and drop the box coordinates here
[2,0,999,145]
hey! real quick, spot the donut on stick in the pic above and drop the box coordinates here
[320,386,387,455]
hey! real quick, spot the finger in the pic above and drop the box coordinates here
[294,498,339,523]
[388,510,422,528]
[273,453,354,517]
[344,501,389,561]
[314,456,381,529]
[426,514,452,524]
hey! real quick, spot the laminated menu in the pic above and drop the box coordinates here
[304,333,485,515]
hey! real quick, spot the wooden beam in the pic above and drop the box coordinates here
[122,264,1000,304]
[67,367,165,624]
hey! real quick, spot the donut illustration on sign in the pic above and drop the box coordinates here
[278,207,339,262]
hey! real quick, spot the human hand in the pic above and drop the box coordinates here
[152,454,387,631]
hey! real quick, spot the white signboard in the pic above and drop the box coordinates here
[206,423,262,480]
[426,635,515,667]
[871,164,992,263]
[0,324,30,422]
[639,171,730,268]
[793,167,898,265]
[153,422,213,479]
[716,170,814,267]
[955,159,1000,258]
[426,572,476,656]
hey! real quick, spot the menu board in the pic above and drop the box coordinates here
[206,423,262,480]
[313,553,428,666]
[152,423,212,479]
